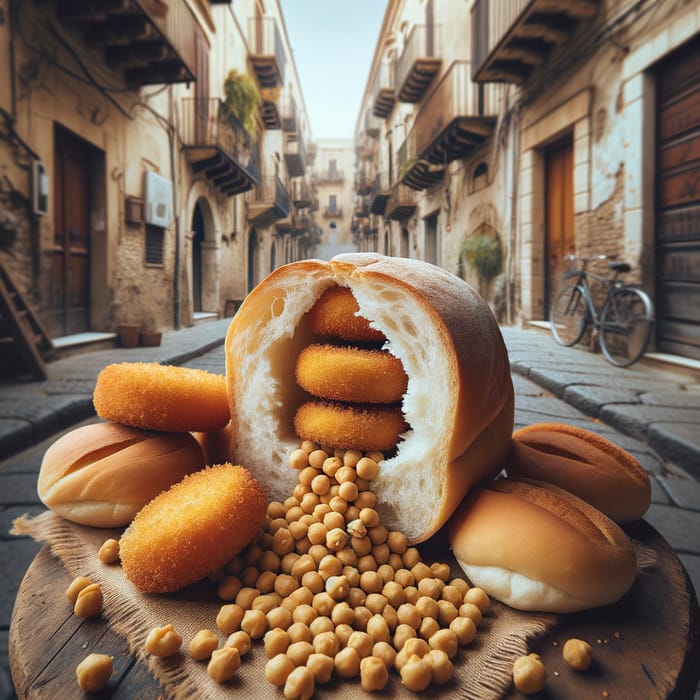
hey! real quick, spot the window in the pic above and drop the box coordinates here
[329,194,337,214]
[329,159,338,180]
[145,225,164,265]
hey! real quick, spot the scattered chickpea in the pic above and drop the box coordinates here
[450,616,477,646]
[563,638,594,671]
[225,630,252,657]
[75,653,113,692]
[207,646,240,683]
[287,640,314,667]
[74,583,103,618]
[512,653,546,695]
[464,587,490,614]
[400,654,432,691]
[189,629,219,661]
[306,652,335,684]
[360,655,389,692]
[97,538,120,564]
[216,603,245,634]
[425,648,453,685]
[65,576,92,605]
[283,665,315,700]
[335,646,361,679]
[266,652,295,687]
[145,624,183,658]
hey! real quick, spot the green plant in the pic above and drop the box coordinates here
[461,233,503,288]
[222,70,261,139]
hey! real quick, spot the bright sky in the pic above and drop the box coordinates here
[280,1,388,140]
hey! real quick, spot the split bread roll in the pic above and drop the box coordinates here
[447,478,638,613]
[37,422,205,527]
[225,253,514,543]
[507,422,651,523]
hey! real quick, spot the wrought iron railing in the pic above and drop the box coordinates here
[395,24,441,93]
[247,15,287,83]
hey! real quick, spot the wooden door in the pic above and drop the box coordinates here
[544,137,574,310]
[48,127,91,337]
[655,36,700,359]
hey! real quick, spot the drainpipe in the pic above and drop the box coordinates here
[506,105,520,327]
[169,86,181,330]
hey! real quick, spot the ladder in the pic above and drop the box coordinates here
[0,260,53,380]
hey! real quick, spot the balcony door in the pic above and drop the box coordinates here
[544,136,574,311]
[48,126,92,337]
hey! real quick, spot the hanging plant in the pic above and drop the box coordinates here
[461,233,503,290]
[222,69,261,140]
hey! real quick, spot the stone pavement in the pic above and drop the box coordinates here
[1,320,699,700]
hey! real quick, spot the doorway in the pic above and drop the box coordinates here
[192,203,204,312]
[47,126,93,337]
[544,136,574,311]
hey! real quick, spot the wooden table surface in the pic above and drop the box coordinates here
[9,520,700,699]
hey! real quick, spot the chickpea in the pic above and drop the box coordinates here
[417,577,441,600]
[300,492,320,514]
[437,599,459,627]
[353,605,372,631]
[338,481,359,502]
[329,495,348,514]
[372,543,390,565]
[404,586,420,605]
[288,520,309,541]
[74,583,103,618]
[411,562,432,583]
[312,591,336,617]
[400,654,432,691]
[326,574,350,600]
[334,646,361,679]
[65,575,93,603]
[356,457,380,480]
[425,648,453,685]
[352,535,374,557]
[326,527,349,551]
[207,646,240,683]
[241,608,267,639]
[393,623,417,651]
[189,629,219,661]
[334,623,354,648]
[402,547,421,568]
[252,593,280,614]
[347,518,367,539]
[275,574,299,598]
[342,565,361,588]
[429,628,459,659]
[348,630,374,659]
[287,622,312,644]
[360,570,383,594]
[264,628,291,658]
[98,538,120,564]
[286,506,305,524]
[383,604,399,631]
[301,570,324,595]
[336,547,358,567]
[318,554,342,579]
[365,593,387,614]
[459,602,483,626]
[267,606,293,631]
[366,614,390,643]
[306,652,335,684]
[145,624,182,657]
[368,525,388,546]
[372,641,396,669]
[291,554,316,579]
[512,653,546,695]
[431,562,451,581]
[240,565,259,587]
[286,640,314,667]
[396,603,421,629]
[307,522,327,546]
[225,630,251,656]
[289,448,310,469]
[450,616,477,646]
[309,615,334,636]
[322,455,343,477]
[292,603,317,626]
[449,577,470,597]
[563,638,594,671]
[394,568,414,588]
[323,511,345,532]
[308,449,328,468]
[313,630,340,657]
[235,586,261,610]
[217,575,243,601]
[307,543,329,563]
[273,528,295,557]
[75,653,113,692]
[283,665,315,700]
[464,587,490,614]
[266,652,295,687]
[377,563,394,583]
[419,616,440,642]
[216,603,245,634]
[331,601,355,626]
[416,595,439,620]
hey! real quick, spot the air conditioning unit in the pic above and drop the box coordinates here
[143,171,173,228]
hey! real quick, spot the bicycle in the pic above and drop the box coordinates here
[549,254,655,367]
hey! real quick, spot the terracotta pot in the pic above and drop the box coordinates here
[140,330,162,347]
[117,323,141,348]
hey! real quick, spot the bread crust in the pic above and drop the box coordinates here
[225,254,514,543]
[447,478,638,612]
[507,422,651,522]
[38,422,205,527]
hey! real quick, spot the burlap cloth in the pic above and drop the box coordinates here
[13,510,560,699]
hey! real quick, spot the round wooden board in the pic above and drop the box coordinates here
[9,520,700,699]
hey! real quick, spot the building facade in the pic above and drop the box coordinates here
[0,0,317,346]
[355,0,700,360]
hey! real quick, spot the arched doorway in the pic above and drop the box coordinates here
[191,203,204,312]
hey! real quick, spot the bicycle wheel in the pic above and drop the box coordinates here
[599,287,654,367]
[550,285,588,346]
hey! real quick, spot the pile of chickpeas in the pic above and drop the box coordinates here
[190,441,491,697]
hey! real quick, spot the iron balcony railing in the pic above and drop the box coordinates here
[247,15,287,85]
[323,205,343,218]
[318,169,344,184]
[471,0,529,77]
[371,60,396,118]
[369,171,390,215]
[395,23,442,101]
[280,93,297,132]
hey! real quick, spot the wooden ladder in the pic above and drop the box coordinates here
[0,261,53,380]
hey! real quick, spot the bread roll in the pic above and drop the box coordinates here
[225,253,514,543]
[447,479,638,613]
[38,422,205,527]
[507,422,651,523]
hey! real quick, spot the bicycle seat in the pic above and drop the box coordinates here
[608,261,631,274]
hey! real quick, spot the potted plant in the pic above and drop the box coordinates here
[461,232,503,297]
[221,69,261,140]
[117,323,142,348]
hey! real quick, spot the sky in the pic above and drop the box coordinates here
[280,1,388,141]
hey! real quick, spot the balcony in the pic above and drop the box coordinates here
[247,175,290,227]
[248,15,286,88]
[181,98,259,197]
[291,178,312,209]
[280,94,298,132]
[318,168,344,184]
[306,141,317,166]
[323,206,343,219]
[260,88,281,130]
[371,61,396,119]
[354,167,374,196]
[397,61,499,190]
[355,196,370,218]
[471,0,600,84]
[385,184,418,221]
[396,24,442,103]
[369,172,390,215]
[284,132,306,177]
[55,0,198,86]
